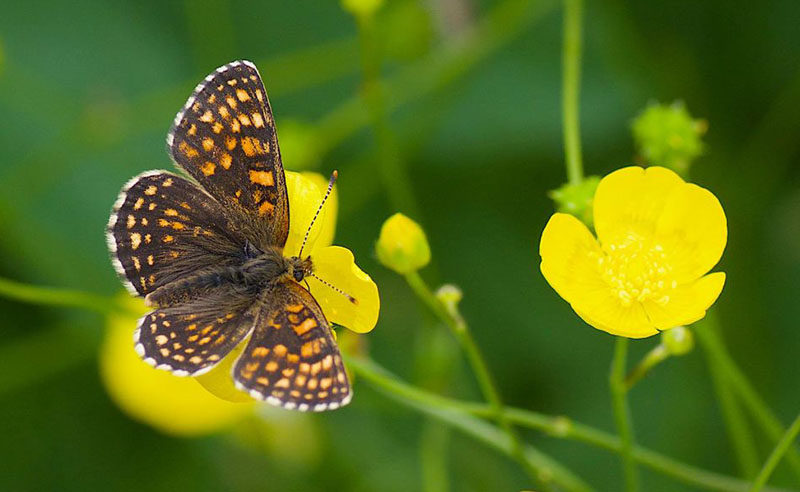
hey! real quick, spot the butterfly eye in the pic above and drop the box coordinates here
[293,269,305,282]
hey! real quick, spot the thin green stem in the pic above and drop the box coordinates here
[403,271,540,486]
[347,356,593,492]
[420,420,451,492]
[610,337,639,491]
[695,313,800,481]
[705,336,761,478]
[0,276,123,314]
[347,355,792,492]
[752,412,800,492]
[624,343,669,390]
[562,0,584,184]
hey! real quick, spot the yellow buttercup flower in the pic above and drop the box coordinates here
[539,166,727,338]
[100,295,255,435]
[197,170,380,401]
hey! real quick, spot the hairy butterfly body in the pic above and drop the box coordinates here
[107,60,351,411]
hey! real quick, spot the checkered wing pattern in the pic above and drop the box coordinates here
[234,279,351,412]
[107,171,241,297]
[135,289,257,376]
[167,60,289,250]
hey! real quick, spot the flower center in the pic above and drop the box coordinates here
[595,230,676,307]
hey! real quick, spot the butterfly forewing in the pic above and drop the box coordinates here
[167,60,289,250]
[233,279,351,411]
[107,171,241,296]
[135,289,258,376]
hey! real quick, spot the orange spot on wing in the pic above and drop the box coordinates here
[179,141,199,158]
[249,170,274,186]
[252,112,264,128]
[201,161,216,176]
[293,318,318,336]
[220,153,232,169]
[258,200,274,216]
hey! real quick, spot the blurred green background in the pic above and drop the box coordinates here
[1,0,799,490]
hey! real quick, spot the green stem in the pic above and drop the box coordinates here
[695,313,800,481]
[403,272,540,486]
[624,343,669,390]
[347,355,792,492]
[610,337,639,491]
[751,412,800,492]
[347,356,593,492]
[0,276,122,314]
[562,0,584,185]
[420,420,451,492]
[705,334,761,478]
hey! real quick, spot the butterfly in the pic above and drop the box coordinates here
[106,60,351,411]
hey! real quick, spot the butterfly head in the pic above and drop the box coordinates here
[288,256,314,283]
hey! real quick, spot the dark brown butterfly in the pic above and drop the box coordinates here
[106,61,350,411]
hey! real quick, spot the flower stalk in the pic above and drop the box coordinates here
[751,411,800,492]
[610,337,639,491]
[562,0,584,185]
[695,313,800,481]
[404,271,541,486]
[346,354,794,492]
[0,276,128,315]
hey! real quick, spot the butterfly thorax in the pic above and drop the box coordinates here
[145,246,313,308]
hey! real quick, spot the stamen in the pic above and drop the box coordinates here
[298,170,337,258]
[310,273,358,305]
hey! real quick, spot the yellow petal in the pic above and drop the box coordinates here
[656,183,727,283]
[301,171,338,250]
[195,342,253,403]
[539,213,605,301]
[283,171,327,257]
[307,246,379,333]
[594,166,685,249]
[100,296,254,435]
[643,272,725,331]
[573,299,657,339]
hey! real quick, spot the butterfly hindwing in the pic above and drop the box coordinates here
[233,279,351,411]
[135,289,258,376]
[107,171,242,297]
[167,60,289,250]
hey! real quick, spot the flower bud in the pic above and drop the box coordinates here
[661,326,694,356]
[435,284,463,307]
[341,0,384,19]
[376,213,430,274]
[548,176,600,227]
[632,101,706,176]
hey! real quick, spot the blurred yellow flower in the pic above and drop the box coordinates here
[539,166,727,338]
[376,213,431,274]
[198,171,379,401]
[341,0,384,18]
[100,295,254,435]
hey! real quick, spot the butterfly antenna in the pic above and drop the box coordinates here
[298,170,337,258]
[310,273,359,305]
